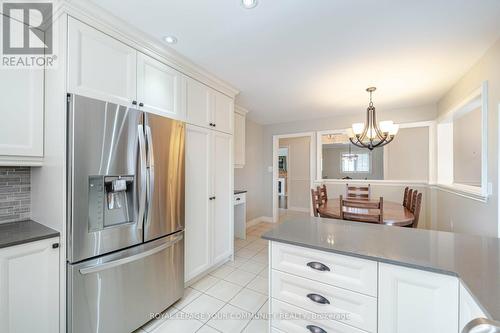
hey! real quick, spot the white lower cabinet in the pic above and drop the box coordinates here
[459,283,486,331]
[185,125,233,282]
[270,242,463,333]
[0,237,60,333]
[378,263,459,333]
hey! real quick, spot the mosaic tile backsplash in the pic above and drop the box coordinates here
[0,167,30,223]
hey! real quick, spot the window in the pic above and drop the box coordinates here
[341,152,370,173]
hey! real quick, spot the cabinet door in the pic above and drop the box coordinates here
[0,237,59,333]
[137,53,186,120]
[378,263,459,333]
[68,17,137,106]
[0,16,43,159]
[185,125,212,281]
[213,91,234,134]
[234,112,245,167]
[186,78,212,129]
[212,132,233,264]
[459,283,486,331]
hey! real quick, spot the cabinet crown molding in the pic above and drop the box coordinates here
[235,105,250,115]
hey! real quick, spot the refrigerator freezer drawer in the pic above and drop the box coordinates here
[67,232,184,333]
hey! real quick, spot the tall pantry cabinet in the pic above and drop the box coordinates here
[185,79,234,283]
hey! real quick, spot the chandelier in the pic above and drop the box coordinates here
[348,87,399,150]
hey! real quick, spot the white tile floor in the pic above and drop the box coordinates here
[134,221,285,333]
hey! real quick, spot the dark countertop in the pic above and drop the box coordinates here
[0,220,60,249]
[234,190,247,194]
[262,217,500,321]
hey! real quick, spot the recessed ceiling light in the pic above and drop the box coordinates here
[241,0,258,9]
[163,36,178,44]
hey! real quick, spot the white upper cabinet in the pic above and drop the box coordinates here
[186,77,234,134]
[212,131,233,264]
[234,106,247,168]
[68,17,137,106]
[186,78,212,128]
[0,16,43,164]
[378,263,459,333]
[213,92,234,134]
[137,53,186,120]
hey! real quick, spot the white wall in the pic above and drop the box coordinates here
[384,126,429,181]
[279,136,311,210]
[234,118,267,221]
[434,38,500,237]
[453,107,482,186]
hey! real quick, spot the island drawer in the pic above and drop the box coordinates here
[272,270,377,332]
[271,298,366,333]
[271,242,377,297]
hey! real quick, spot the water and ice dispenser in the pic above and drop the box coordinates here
[88,175,135,232]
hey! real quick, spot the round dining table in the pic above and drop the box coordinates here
[317,198,415,227]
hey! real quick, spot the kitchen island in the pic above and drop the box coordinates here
[262,217,500,333]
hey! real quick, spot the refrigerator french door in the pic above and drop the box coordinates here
[67,94,185,333]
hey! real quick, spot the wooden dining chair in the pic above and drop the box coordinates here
[311,188,321,217]
[346,184,371,200]
[409,193,423,228]
[402,187,409,206]
[405,188,416,209]
[340,195,384,223]
[317,184,328,205]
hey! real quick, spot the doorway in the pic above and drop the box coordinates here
[272,132,315,223]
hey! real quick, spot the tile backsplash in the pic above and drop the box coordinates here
[0,167,30,224]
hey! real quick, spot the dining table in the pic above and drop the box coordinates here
[317,197,415,227]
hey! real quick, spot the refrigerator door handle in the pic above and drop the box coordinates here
[79,233,183,275]
[137,124,147,230]
[145,125,155,224]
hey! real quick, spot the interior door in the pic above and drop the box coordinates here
[184,125,212,281]
[137,53,185,120]
[144,114,185,242]
[68,17,137,106]
[212,131,233,264]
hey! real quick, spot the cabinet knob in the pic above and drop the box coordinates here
[306,325,327,333]
[306,293,330,305]
[52,243,60,249]
[139,102,144,107]
[236,198,241,201]
[132,100,137,105]
[306,261,331,272]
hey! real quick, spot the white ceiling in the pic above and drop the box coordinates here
[91,0,500,124]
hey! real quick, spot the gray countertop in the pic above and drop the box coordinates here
[0,220,60,249]
[262,217,500,320]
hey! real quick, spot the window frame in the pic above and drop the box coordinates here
[437,81,489,200]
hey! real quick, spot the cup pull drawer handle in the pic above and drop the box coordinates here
[307,293,330,305]
[306,324,327,333]
[307,261,331,272]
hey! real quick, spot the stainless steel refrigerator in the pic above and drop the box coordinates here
[66,94,185,333]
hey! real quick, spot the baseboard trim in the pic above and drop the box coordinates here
[246,216,274,228]
[287,206,310,213]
